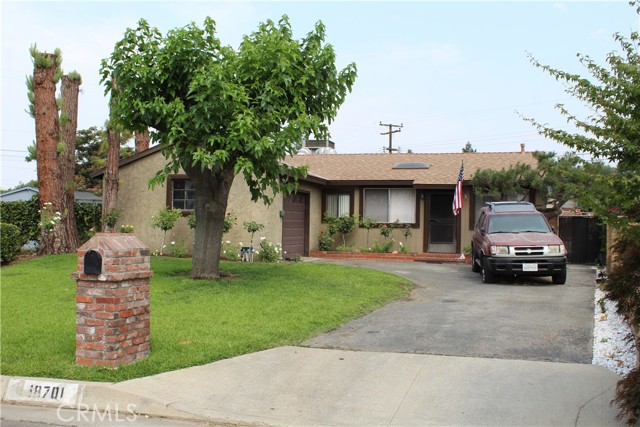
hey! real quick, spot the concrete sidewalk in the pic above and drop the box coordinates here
[2,346,627,426]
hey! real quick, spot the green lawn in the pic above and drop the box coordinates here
[1,255,411,382]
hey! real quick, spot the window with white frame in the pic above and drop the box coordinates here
[325,193,351,218]
[363,188,416,223]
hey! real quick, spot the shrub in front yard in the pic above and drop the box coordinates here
[318,231,334,251]
[258,238,281,262]
[1,223,25,262]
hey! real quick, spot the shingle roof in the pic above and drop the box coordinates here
[285,151,537,187]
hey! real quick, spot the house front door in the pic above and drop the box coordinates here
[426,192,456,253]
[282,192,309,258]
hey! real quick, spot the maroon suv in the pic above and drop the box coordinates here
[471,202,567,284]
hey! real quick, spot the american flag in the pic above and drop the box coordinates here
[452,162,464,216]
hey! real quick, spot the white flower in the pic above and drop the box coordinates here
[226,240,231,244]
[239,242,243,246]
[171,241,175,245]
[260,236,266,241]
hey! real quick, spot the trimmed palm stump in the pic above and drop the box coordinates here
[72,233,153,367]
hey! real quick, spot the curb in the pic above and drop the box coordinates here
[0,375,208,423]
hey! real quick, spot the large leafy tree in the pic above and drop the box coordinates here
[526,7,640,424]
[101,16,356,279]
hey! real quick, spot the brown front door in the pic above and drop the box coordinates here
[282,192,309,258]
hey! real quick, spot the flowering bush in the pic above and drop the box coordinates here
[38,202,61,232]
[119,224,134,233]
[258,238,281,263]
[379,223,392,239]
[222,240,241,261]
[168,241,188,258]
[318,230,334,251]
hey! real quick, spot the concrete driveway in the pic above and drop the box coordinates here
[304,260,596,364]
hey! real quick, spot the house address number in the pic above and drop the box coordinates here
[5,379,79,406]
[27,383,65,399]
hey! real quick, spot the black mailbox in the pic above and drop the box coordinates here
[84,250,102,275]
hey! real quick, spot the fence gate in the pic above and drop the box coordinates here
[559,216,604,264]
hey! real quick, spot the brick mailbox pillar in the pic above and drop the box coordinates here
[72,233,153,367]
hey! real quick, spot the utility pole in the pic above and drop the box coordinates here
[380,122,403,153]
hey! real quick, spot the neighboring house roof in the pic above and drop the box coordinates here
[94,145,537,189]
[75,191,102,204]
[285,151,537,188]
[0,186,102,204]
[0,186,39,202]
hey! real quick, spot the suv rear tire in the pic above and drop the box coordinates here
[481,256,495,283]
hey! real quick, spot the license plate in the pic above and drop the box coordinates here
[523,263,538,272]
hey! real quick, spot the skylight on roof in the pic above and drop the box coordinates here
[392,162,431,169]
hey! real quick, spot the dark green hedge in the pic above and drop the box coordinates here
[1,223,25,262]
[0,196,101,245]
[0,196,39,242]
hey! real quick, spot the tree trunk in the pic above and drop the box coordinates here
[135,129,150,152]
[184,162,236,279]
[59,75,80,249]
[102,127,120,232]
[33,53,66,255]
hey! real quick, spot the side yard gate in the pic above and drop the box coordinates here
[559,216,604,264]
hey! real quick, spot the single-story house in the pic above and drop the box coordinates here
[99,145,540,258]
[0,186,102,204]
[0,186,39,202]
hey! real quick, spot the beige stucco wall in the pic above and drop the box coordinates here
[117,155,519,256]
[116,153,304,255]
[116,152,172,252]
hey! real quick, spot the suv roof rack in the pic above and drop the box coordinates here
[484,201,537,213]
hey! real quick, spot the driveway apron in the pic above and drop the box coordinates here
[304,261,596,363]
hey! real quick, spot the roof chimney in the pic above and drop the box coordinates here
[520,143,525,153]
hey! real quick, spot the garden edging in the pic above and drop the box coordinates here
[309,251,471,264]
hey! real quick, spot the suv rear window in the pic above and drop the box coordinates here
[487,214,551,234]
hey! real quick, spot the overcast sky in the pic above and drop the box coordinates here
[1,1,637,190]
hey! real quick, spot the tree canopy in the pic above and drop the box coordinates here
[526,6,640,423]
[472,151,614,219]
[525,30,640,243]
[101,16,356,278]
